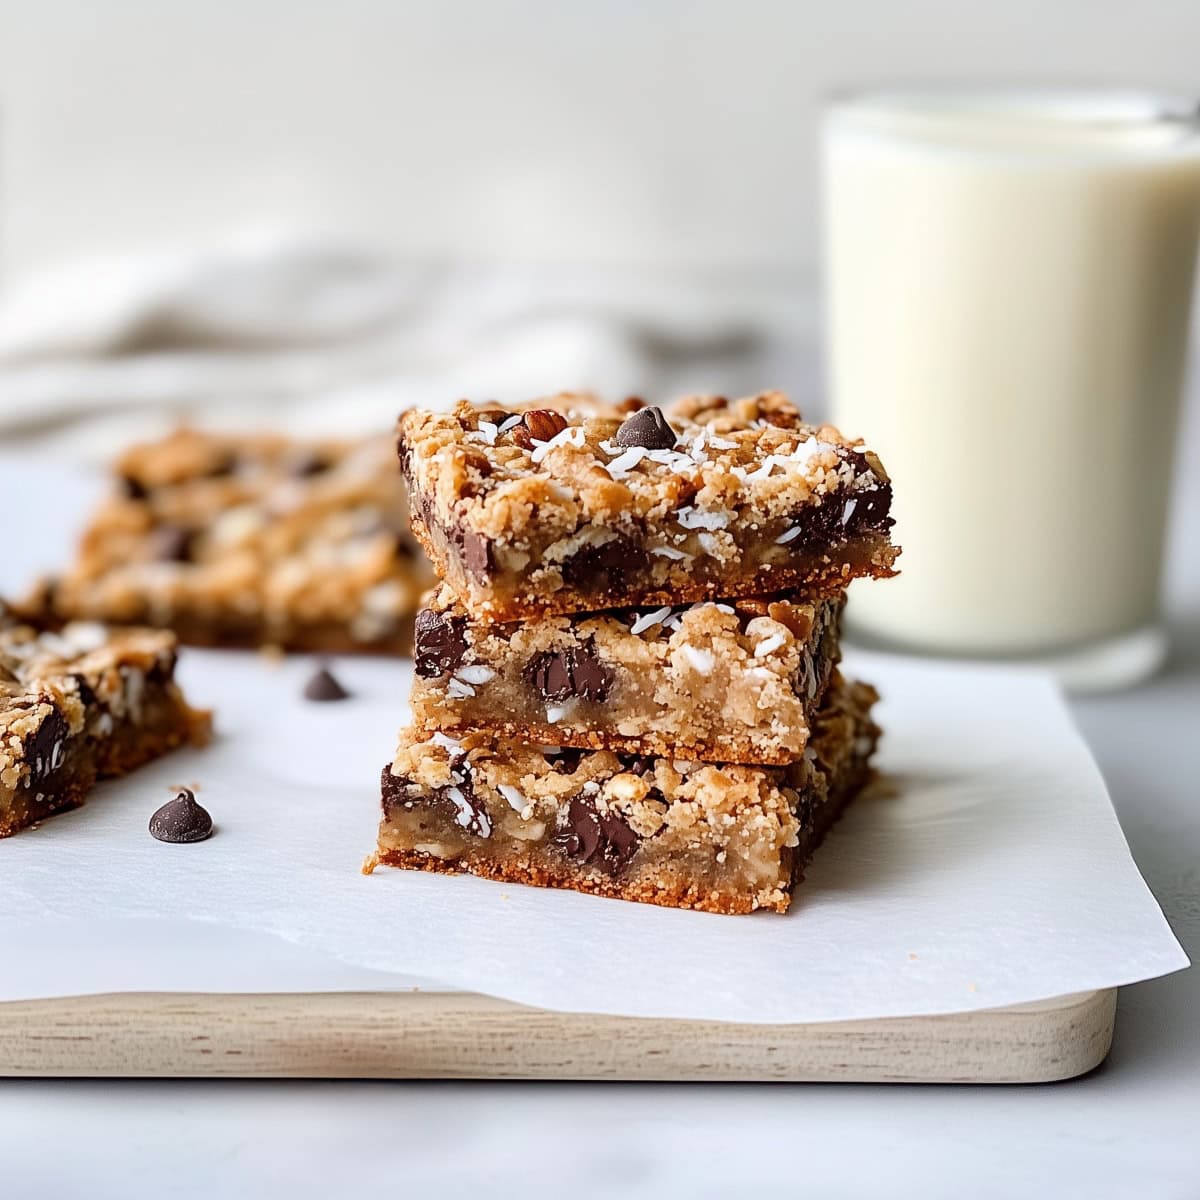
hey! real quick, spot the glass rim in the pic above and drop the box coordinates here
[824,84,1200,160]
[826,83,1200,127]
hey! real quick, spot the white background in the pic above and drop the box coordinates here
[1,0,1199,278]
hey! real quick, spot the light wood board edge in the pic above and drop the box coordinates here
[0,988,1116,1083]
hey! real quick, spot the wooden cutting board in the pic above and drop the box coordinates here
[0,987,1115,1082]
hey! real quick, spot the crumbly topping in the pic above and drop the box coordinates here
[401,392,887,552]
[42,430,433,644]
[0,610,180,783]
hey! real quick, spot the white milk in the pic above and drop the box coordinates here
[823,90,1200,684]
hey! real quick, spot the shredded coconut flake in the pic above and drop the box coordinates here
[754,633,787,658]
[775,526,803,545]
[447,678,476,699]
[681,646,715,675]
[697,532,722,557]
[650,545,690,560]
[708,435,737,450]
[498,414,523,433]
[841,498,858,526]
[455,665,495,686]
[431,732,463,752]
[498,784,527,812]
[474,421,499,446]
[546,705,568,723]
[677,507,730,531]
[630,606,673,635]
[606,446,648,478]
[530,425,584,463]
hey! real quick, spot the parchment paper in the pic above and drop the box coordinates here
[0,458,1186,1022]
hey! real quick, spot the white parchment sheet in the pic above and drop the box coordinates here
[0,646,1185,1022]
[0,457,1186,1022]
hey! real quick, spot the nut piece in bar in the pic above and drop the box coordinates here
[367,674,880,914]
[412,584,843,765]
[31,430,434,654]
[398,392,898,622]
[0,608,212,838]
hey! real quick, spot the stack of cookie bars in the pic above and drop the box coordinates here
[369,392,899,914]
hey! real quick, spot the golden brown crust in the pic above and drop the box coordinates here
[368,845,788,915]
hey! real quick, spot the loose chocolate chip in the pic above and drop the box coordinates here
[149,788,214,843]
[526,644,614,703]
[119,474,149,500]
[561,536,648,595]
[414,609,468,678]
[554,795,639,873]
[150,525,196,564]
[303,666,350,701]
[23,705,69,787]
[509,409,569,450]
[613,405,677,450]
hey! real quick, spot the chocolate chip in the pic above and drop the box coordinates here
[509,409,569,450]
[561,536,648,595]
[289,449,333,478]
[445,765,492,837]
[554,795,639,873]
[613,406,676,450]
[70,673,98,708]
[456,526,493,581]
[204,450,238,479]
[150,525,196,564]
[149,788,214,843]
[23,705,69,787]
[526,644,614,703]
[119,474,149,500]
[380,763,493,838]
[414,609,468,678]
[840,450,894,533]
[303,666,350,701]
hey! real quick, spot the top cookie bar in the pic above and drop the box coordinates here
[399,392,898,620]
[34,430,434,653]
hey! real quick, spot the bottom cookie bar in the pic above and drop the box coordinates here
[0,611,212,837]
[366,675,879,914]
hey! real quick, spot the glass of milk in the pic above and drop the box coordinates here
[823,88,1200,691]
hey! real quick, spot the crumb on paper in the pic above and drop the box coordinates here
[907,952,918,961]
[258,644,286,665]
[968,982,979,993]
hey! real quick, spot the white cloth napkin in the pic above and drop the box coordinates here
[0,237,812,460]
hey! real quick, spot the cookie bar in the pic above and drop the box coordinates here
[0,609,211,837]
[35,430,434,653]
[399,392,897,622]
[367,674,879,914]
[412,584,842,765]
